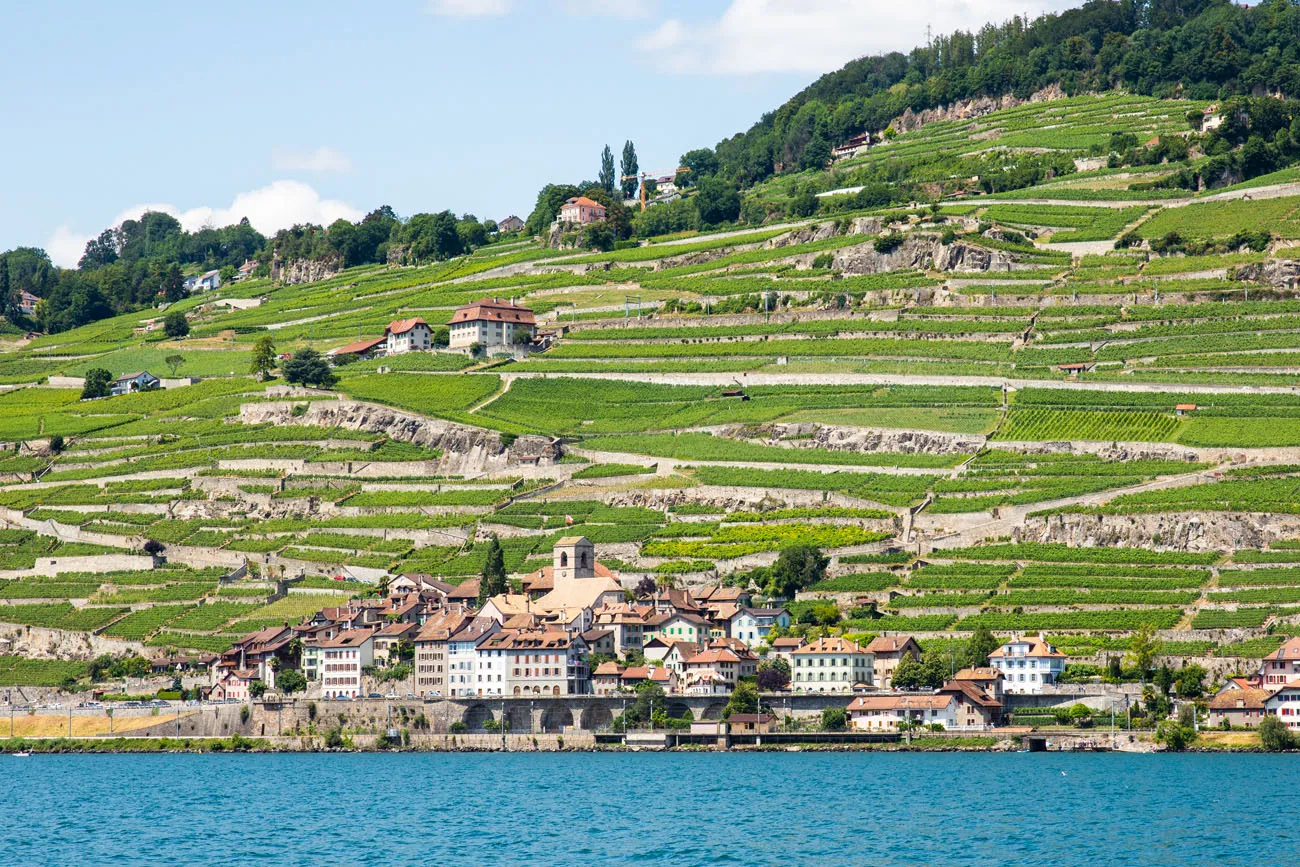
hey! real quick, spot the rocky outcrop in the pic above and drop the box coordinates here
[890,84,1066,135]
[719,423,985,457]
[270,256,342,285]
[1016,511,1300,553]
[239,400,560,472]
[1242,259,1300,291]
[829,236,1014,276]
[764,217,886,250]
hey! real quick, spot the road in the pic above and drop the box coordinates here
[501,369,1300,396]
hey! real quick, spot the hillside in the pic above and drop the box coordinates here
[13,3,1300,694]
[8,89,1300,690]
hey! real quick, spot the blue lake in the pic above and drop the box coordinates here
[2,751,1295,865]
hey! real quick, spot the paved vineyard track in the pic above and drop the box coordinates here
[498,369,1300,397]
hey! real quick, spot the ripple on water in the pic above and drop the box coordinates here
[1,752,1297,865]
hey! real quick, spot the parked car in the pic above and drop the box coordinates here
[368,692,382,699]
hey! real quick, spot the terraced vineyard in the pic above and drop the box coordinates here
[13,92,1300,685]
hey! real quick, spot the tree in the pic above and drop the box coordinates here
[631,679,665,724]
[161,263,186,303]
[1174,664,1207,698]
[48,434,64,454]
[1259,714,1294,751]
[633,575,656,598]
[891,653,930,690]
[820,706,847,732]
[477,535,507,605]
[163,310,189,339]
[724,680,759,718]
[164,354,185,376]
[1156,720,1193,752]
[765,545,828,599]
[250,334,277,380]
[599,144,616,195]
[142,539,165,557]
[1153,663,1175,696]
[1127,622,1162,680]
[789,187,819,218]
[678,148,718,186]
[81,368,113,399]
[756,657,790,691]
[276,670,307,694]
[620,140,639,198]
[695,176,742,225]
[966,626,999,668]
[580,222,615,252]
[282,348,336,388]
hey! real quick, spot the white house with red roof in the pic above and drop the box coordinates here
[558,196,606,224]
[447,298,536,350]
[988,636,1067,694]
[383,317,432,354]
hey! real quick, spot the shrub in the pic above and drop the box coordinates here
[1260,715,1294,751]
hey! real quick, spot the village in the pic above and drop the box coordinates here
[24,534,1268,748]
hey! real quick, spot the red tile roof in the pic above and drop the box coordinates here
[331,336,386,356]
[448,299,536,327]
[385,317,429,336]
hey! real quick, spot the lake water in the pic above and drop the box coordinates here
[2,751,1295,865]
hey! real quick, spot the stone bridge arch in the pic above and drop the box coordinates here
[462,703,494,732]
[541,705,574,733]
[580,704,613,731]
[504,705,533,733]
[702,701,726,721]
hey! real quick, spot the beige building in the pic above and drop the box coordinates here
[413,610,472,697]
[791,636,873,694]
[863,635,921,689]
[447,299,535,350]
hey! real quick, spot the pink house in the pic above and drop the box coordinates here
[1259,637,1300,687]
[558,196,606,224]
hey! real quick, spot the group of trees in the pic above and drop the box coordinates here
[692,0,1300,186]
[3,200,507,336]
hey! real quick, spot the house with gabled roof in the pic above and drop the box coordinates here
[383,317,432,354]
[863,635,921,689]
[448,298,535,350]
[1259,636,1300,688]
[792,636,873,694]
[989,636,1067,694]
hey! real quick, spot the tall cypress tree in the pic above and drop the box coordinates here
[620,140,639,198]
[598,144,616,195]
[477,535,508,605]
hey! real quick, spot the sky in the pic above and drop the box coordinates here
[0,0,1089,267]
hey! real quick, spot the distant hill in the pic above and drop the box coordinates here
[695,0,1299,186]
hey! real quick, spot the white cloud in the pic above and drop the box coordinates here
[271,146,352,173]
[639,0,1081,75]
[561,0,652,18]
[45,181,363,268]
[46,226,95,269]
[428,0,510,17]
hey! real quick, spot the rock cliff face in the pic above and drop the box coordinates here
[889,84,1066,135]
[764,217,885,250]
[239,400,559,472]
[1016,511,1300,552]
[830,236,1014,276]
[720,423,985,456]
[1236,259,1300,291]
[270,256,342,285]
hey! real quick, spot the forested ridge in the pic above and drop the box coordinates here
[696,0,1300,184]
